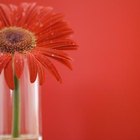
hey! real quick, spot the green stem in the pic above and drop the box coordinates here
[12,75,20,138]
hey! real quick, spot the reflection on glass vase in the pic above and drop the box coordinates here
[0,60,42,140]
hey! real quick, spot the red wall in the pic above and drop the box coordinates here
[2,0,140,140]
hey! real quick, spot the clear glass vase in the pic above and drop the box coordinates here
[0,60,42,140]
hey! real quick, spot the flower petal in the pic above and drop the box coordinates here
[35,13,64,34]
[27,53,38,83]
[14,52,24,78]
[34,54,62,82]
[0,54,11,73]
[36,60,46,85]
[0,4,12,26]
[35,47,71,60]
[53,58,73,70]
[15,3,33,26]
[38,39,78,50]
[9,4,20,26]
[4,59,14,90]
[37,27,73,43]
[20,3,37,27]
[28,7,54,31]
[36,49,73,70]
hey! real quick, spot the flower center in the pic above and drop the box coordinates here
[0,27,36,53]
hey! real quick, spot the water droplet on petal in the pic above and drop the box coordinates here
[16,60,19,63]
[39,23,43,27]
[47,7,53,11]
[22,12,25,17]
[49,22,53,26]
[50,40,53,43]
[50,32,54,36]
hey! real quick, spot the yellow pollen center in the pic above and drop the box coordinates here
[0,27,36,53]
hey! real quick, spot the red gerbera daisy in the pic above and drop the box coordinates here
[0,3,78,90]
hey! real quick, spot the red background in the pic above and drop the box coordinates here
[2,0,140,140]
